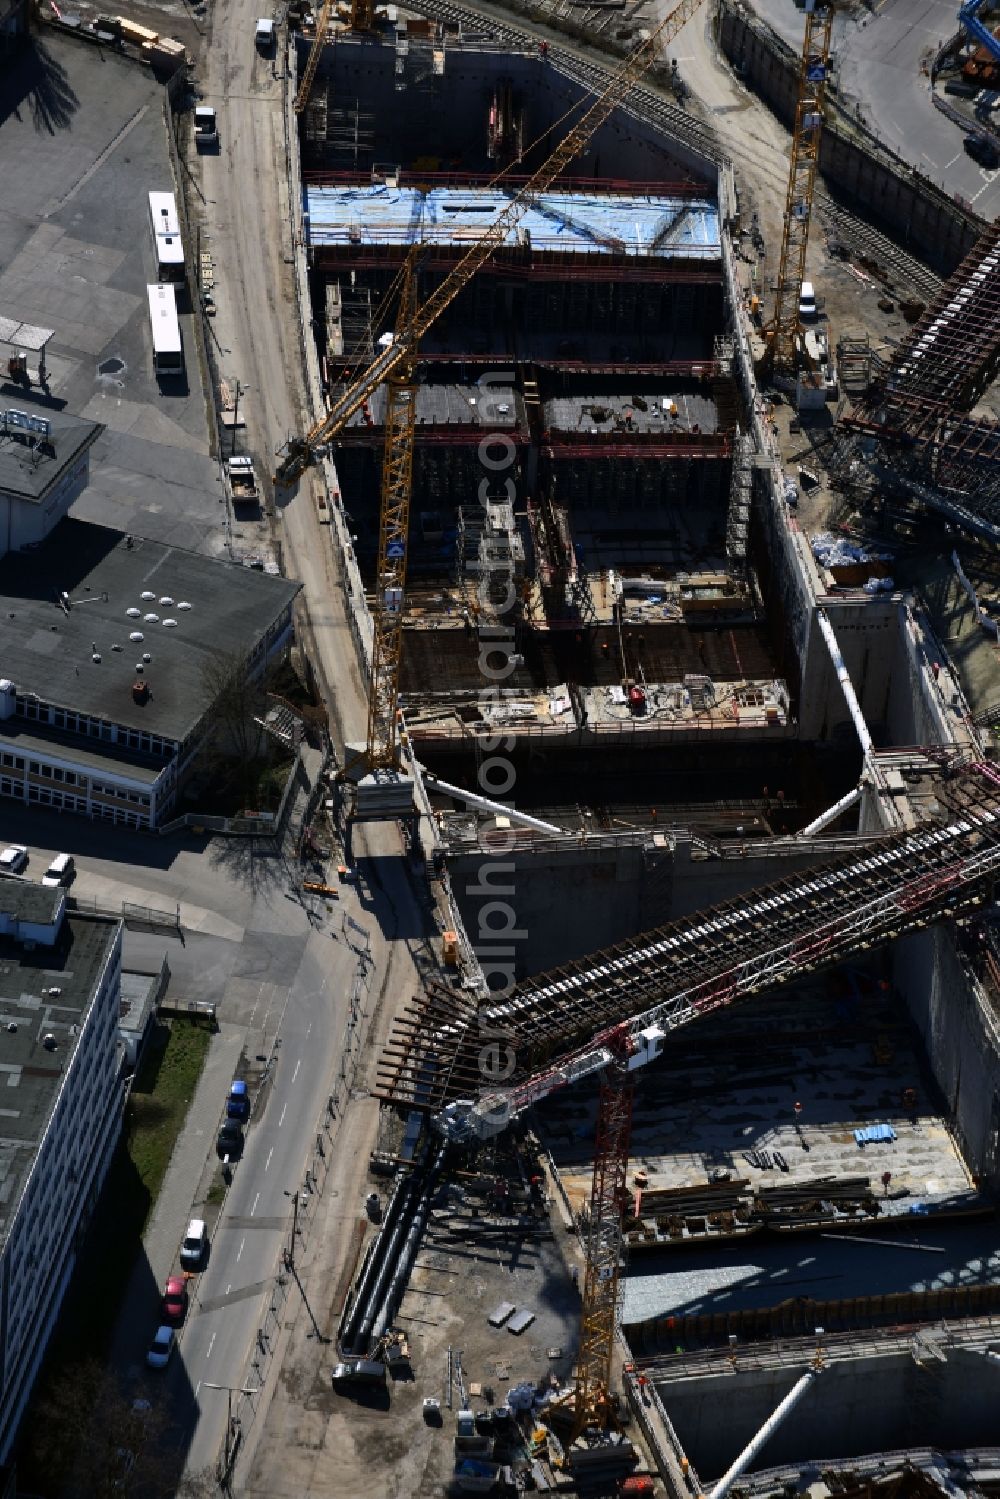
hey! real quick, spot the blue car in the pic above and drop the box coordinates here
[226,1080,250,1121]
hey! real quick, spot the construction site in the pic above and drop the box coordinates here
[253,0,1000,1492]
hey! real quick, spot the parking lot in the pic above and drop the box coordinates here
[0,33,225,554]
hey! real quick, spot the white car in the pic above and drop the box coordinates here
[146,1325,175,1369]
[0,845,27,874]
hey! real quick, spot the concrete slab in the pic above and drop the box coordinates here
[543,974,972,1214]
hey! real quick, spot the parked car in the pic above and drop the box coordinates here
[146,1325,175,1369]
[216,1121,244,1160]
[0,845,27,873]
[160,1275,189,1325]
[226,1080,250,1121]
[41,852,74,887]
[179,1217,208,1269]
[964,133,999,168]
[331,1360,386,1389]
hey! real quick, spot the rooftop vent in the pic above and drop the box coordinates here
[160,596,174,607]
[178,602,192,611]
[126,608,141,618]
[144,613,159,623]
[141,591,156,601]
[129,631,144,642]
[163,619,177,628]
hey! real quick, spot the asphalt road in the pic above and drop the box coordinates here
[179,0,434,1487]
[750,0,1000,221]
[176,925,355,1476]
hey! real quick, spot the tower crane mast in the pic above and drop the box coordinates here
[571,1028,634,1443]
[368,252,418,773]
[766,0,834,374]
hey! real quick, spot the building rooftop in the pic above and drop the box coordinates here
[0,880,63,928]
[0,518,301,740]
[0,399,103,504]
[305,184,720,258]
[0,907,119,1247]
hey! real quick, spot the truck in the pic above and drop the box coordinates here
[226,454,260,509]
[194,105,219,152]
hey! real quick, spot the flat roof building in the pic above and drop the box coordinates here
[0,400,102,558]
[0,517,301,827]
[0,884,123,1461]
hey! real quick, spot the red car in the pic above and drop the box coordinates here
[161,1275,189,1325]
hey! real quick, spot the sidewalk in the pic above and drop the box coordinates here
[108,1022,244,1374]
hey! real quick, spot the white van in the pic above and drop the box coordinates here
[41,853,74,887]
[255,17,275,49]
[799,281,818,322]
[180,1217,208,1269]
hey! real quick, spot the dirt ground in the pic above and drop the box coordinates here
[245,1142,596,1498]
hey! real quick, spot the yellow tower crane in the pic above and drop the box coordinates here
[367,250,418,773]
[765,0,835,375]
[279,0,708,780]
[295,0,376,117]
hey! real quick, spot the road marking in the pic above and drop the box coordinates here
[278,1102,287,1128]
[206,1332,216,1360]
[292,1058,301,1083]
[251,1192,260,1216]
[265,1146,274,1172]
[972,178,993,203]
[946,151,962,168]
[237,1236,246,1262]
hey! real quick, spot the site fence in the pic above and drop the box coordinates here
[67,894,181,930]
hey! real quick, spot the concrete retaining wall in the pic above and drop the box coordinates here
[447,835,864,980]
[716,0,983,274]
[658,1347,1000,1482]
[894,923,1000,1184]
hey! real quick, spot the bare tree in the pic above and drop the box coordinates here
[198,648,269,806]
[29,1359,173,1499]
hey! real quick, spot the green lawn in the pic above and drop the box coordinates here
[128,1017,213,1209]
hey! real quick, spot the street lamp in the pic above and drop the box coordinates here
[283,1185,307,1269]
[202,1381,260,1479]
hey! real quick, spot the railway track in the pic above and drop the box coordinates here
[378,764,1000,1117]
[820,200,943,304]
[406,0,724,165]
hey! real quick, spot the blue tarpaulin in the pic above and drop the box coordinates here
[854,1123,897,1147]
